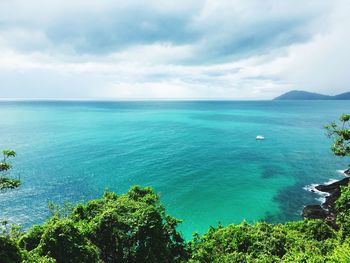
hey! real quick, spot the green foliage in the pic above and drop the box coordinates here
[48,200,74,218]
[2,149,16,158]
[1,220,22,240]
[71,186,187,263]
[0,177,21,190]
[0,162,12,172]
[325,114,350,167]
[336,184,350,239]
[0,148,21,190]
[3,185,350,262]
[36,219,100,263]
[19,225,45,252]
[188,219,339,263]
[22,251,56,263]
[329,241,350,263]
[0,236,22,263]
[1,186,188,263]
[285,219,336,241]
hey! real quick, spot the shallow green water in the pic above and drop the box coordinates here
[0,100,348,239]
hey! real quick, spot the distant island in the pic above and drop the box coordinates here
[274,90,350,100]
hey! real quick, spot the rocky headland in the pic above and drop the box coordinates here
[302,169,350,225]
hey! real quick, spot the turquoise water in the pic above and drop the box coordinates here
[0,100,348,239]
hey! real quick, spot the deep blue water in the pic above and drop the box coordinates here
[0,100,348,239]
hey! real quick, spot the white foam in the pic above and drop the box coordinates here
[304,169,349,205]
[303,179,339,204]
[337,170,349,176]
[316,196,327,203]
[303,184,319,193]
[323,179,339,185]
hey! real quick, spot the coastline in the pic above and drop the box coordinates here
[302,169,350,224]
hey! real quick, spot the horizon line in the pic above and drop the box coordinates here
[0,97,273,102]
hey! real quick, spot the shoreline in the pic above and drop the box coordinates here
[302,169,349,223]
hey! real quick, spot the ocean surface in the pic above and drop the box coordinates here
[0,100,348,239]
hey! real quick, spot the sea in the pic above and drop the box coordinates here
[0,100,348,240]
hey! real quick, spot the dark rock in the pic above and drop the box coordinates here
[314,177,349,212]
[315,177,349,194]
[302,205,328,219]
[345,169,350,176]
[303,174,350,222]
[323,192,340,211]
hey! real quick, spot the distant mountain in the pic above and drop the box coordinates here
[333,91,350,100]
[274,90,350,100]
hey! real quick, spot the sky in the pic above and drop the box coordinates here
[0,0,349,99]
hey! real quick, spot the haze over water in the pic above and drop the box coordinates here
[0,100,348,239]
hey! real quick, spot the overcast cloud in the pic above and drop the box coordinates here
[0,0,349,99]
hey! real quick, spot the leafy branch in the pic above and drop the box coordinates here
[0,149,21,190]
[325,114,350,169]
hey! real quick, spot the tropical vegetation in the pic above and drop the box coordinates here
[0,184,350,262]
[325,114,350,170]
[0,149,20,190]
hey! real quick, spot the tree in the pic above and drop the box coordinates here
[325,114,350,170]
[0,149,21,190]
[0,236,22,263]
[16,186,188,263]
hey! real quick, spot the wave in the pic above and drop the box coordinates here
[337,170,348,176]
[303,179,339,204]
[303,169,349,204]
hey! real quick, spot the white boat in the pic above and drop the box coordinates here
[256,135,265,140]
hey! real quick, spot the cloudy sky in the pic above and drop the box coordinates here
[0,0,349,99]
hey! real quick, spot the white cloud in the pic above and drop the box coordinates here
[0,0,349,99]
